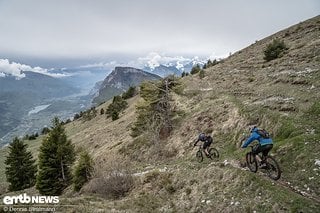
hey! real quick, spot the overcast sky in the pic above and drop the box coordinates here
[0,0,319,68]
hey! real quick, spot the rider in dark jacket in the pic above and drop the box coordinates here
[194,133,213,156]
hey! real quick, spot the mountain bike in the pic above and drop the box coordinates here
[195,144,219,163]
[246,144,281,180]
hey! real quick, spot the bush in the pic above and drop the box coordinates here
[199,69,205,79]
[203,59,219,69]
[190,64,201,75]
[81,107,98,121]
[100,108,105,115]
[122,86,136,99]
[73,151,94,192]
[106,96,128,121]
[83,157,134,199]
[264,39,288,61]
[73,113,80,120]
[41,127,50,135]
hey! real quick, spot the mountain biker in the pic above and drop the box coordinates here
[241,125,273,168]
[194,132,213,157]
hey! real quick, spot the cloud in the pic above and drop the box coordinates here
[79,61,118,69]
[137,52,206,70]
[0,59,69,79]
[0,0,318,62]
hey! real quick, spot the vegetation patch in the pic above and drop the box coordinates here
[106,95,128,121]
[264,39,289,62]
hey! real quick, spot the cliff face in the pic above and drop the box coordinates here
[92,66,161,104]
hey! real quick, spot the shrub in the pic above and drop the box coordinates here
[264,39,288,61]
[82,107,97,121]
[83,157,134,199]
[73,151,94,192]
[190,64,201,75]
[199,69,205,79]
[122,86,136,99]
[100,108,105,115]
[106,96,128,121]
[203,59,219,69]
[73,113,80,120]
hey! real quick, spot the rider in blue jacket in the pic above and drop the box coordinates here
[242,126,273,167]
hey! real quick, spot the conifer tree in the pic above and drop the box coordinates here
[106,95,128,121]
[199,69,205,79]
[122,86,136,99]
[36,117,75,195]
[190,64,201,75]
[73,151,94,192]
[5,137,37,191]
[132,76,180,138]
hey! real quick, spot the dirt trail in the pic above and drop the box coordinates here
[222,159,320,204]
[132,158,320,204]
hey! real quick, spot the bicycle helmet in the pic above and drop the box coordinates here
[199,133,206,141]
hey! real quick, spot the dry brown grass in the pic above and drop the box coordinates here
[81,155,134,199]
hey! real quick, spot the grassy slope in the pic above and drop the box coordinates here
[60,16,319,212]
[0,16,319,212]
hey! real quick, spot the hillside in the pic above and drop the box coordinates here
[0,16,319,212]
[62,15,320,212]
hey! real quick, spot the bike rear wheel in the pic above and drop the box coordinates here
[208,148,219,160]
[265,156,281,180]
[246,152,257,172]
[196,150,203,162]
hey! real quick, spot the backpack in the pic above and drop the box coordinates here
[256,129,270,139]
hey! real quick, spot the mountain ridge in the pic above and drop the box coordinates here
[92,66,161,104]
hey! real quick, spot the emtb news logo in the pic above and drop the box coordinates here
[3,193,59,205]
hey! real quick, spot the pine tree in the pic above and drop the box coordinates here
[122,86,136,99]
[190,64,201,75]
[73,151,94,192]
[36,117,75,195]
[131,76,180,139]
[100,108,105,115]
[5,137,37,191]
[106,96,128,121]
[199,69,205,79]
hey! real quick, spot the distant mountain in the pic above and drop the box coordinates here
[0,71,79,98]
[143,65,181,78]
[143,58,206,77]
[0,71,81,143]
[92,67,161,104]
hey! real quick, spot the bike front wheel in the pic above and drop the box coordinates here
[196,150,203,162]
[246,152,257,173]
[208,148,219,160]
[265,156,281,180]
